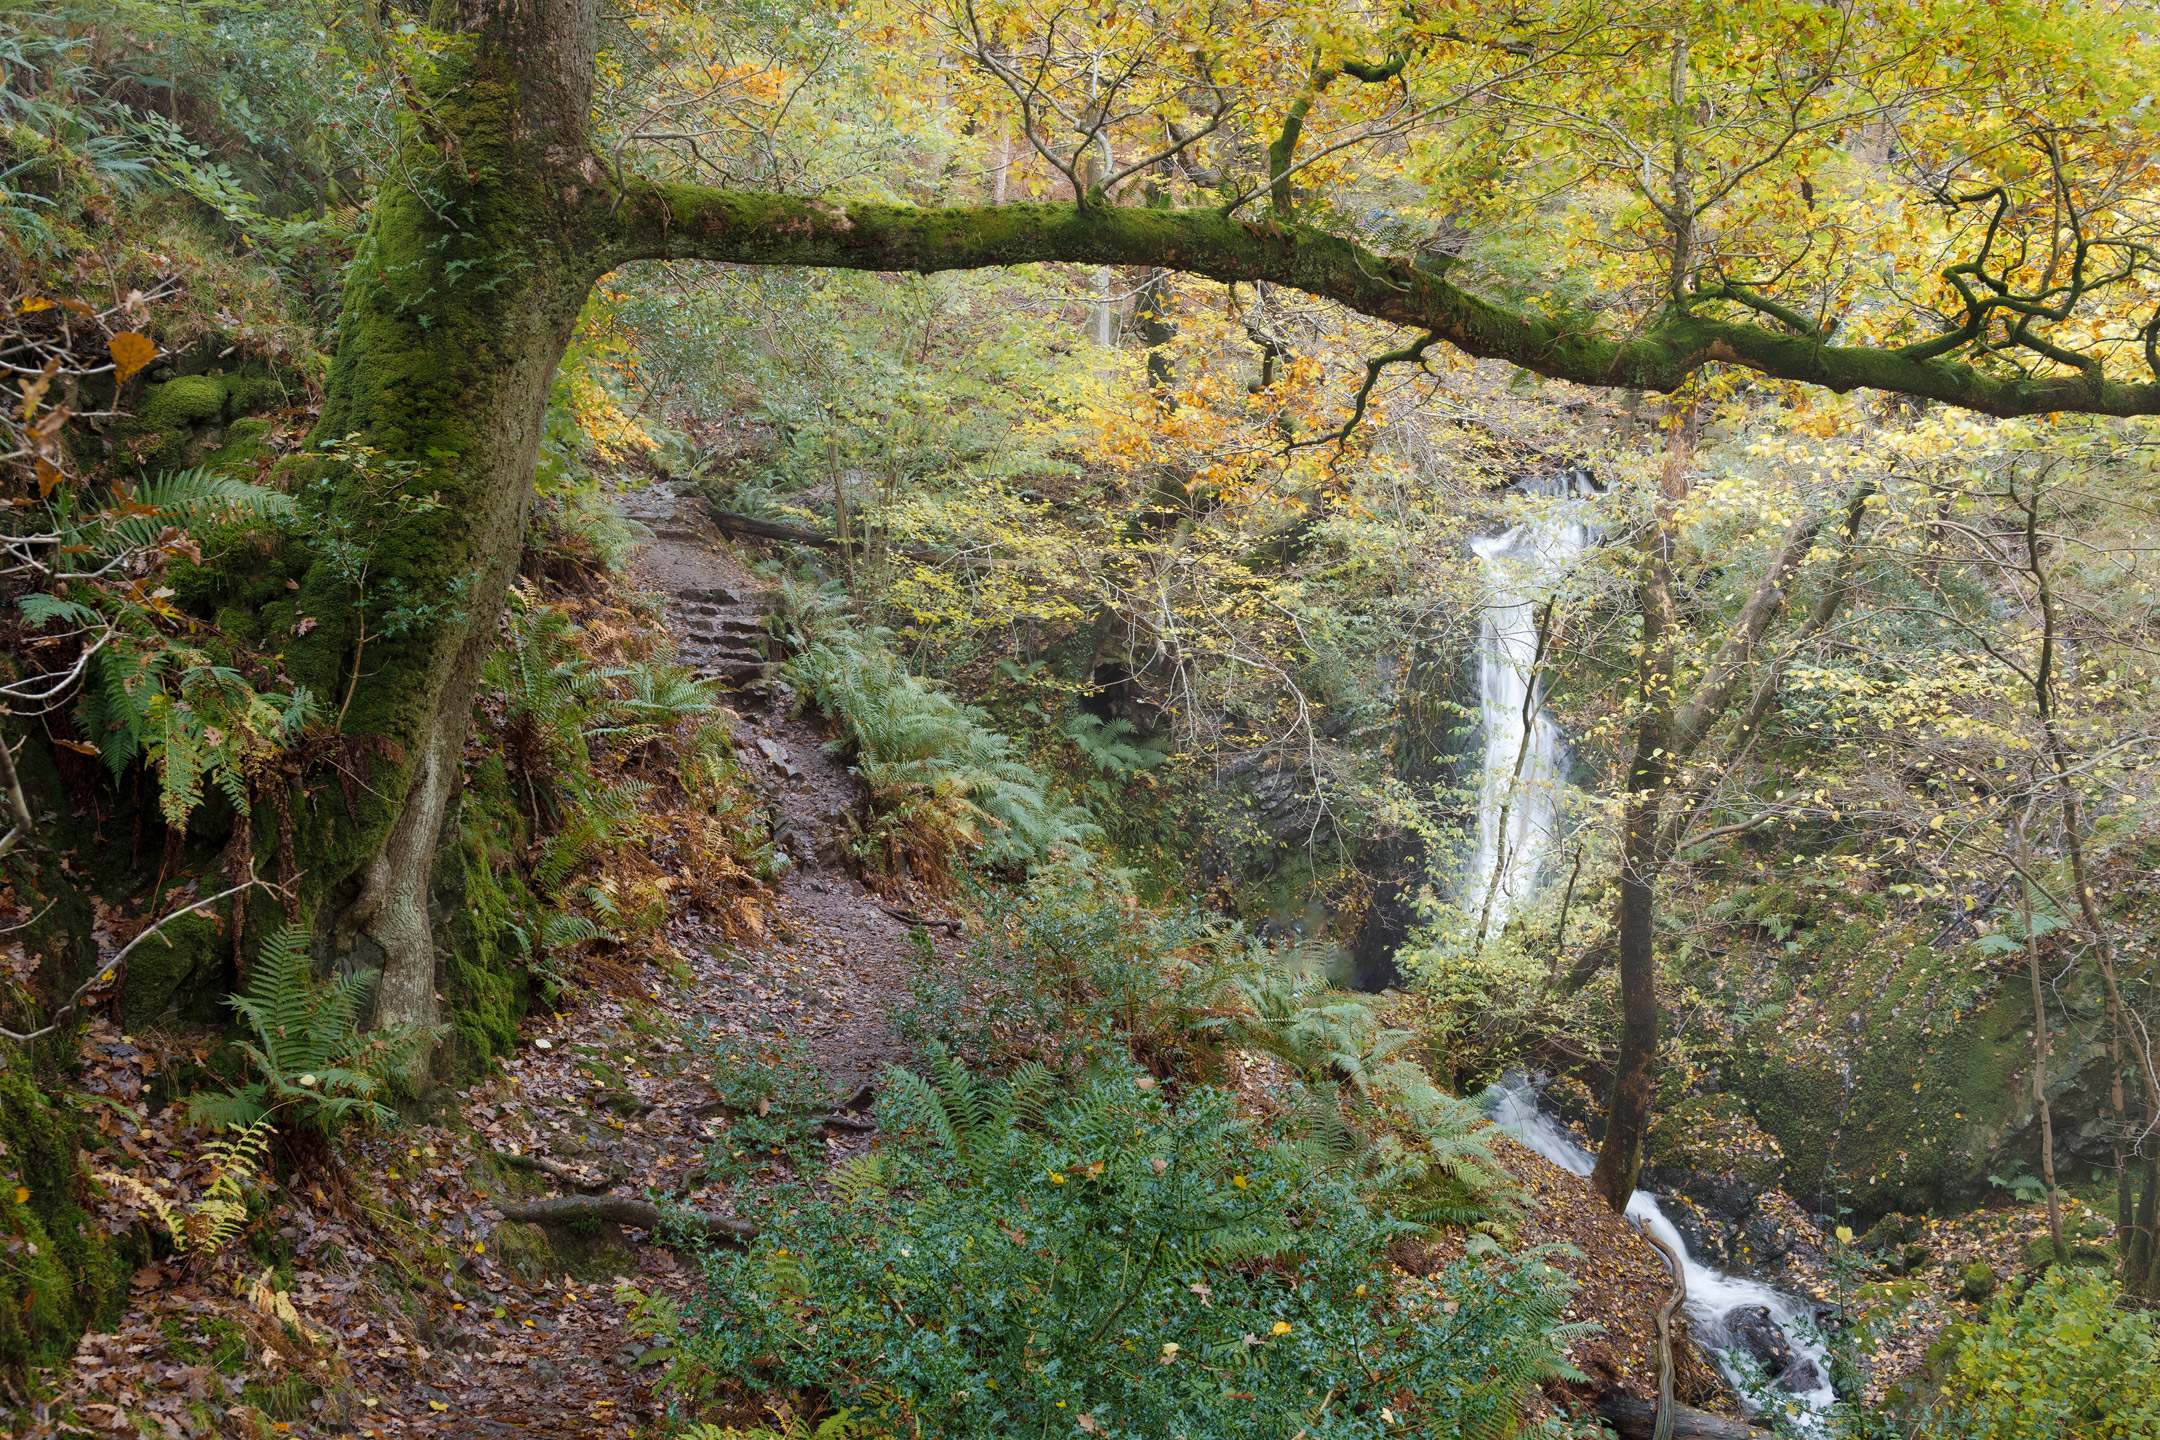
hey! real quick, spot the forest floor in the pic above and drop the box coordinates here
[25,478,966,1439]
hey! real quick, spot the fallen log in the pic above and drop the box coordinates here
[496,1195,756,1247]
[1592,1394,1763,1439]
[703,506,1005,569]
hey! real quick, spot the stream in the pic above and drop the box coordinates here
[1484,1076,1838,1420]
[1465,476,1838,1421]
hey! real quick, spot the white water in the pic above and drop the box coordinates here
[1465,473,1594,928]
[1483,1077,1836,1421]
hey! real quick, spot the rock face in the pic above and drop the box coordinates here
[1713,1304,1825,1394]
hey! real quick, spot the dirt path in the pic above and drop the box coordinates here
[337,478,954,1439]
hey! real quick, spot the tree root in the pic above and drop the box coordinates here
[487,1149,612,1193]
[495,1195,756,1247]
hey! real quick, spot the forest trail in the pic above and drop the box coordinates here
[328,481,963,1439]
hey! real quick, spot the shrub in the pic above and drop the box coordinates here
[678,1051,1584,1440]
[890,860,1238,1079]
[1917,1268,2160,1439]
[700,1035,832,1180]
[1236,969,1519,1230]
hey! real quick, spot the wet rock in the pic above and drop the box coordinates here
[1726,1305,1794,1377]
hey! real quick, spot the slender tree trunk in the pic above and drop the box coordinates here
[2129,1156,2160,1292]
[1591,409,1688,1211]
[1588,408,1842,1211]
[992,129,1013,206]
[2016,484,2159,1277]
[2014,812,2068,1262]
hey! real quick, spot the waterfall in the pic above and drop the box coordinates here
[1465,472,1593,928]
[1483,1076,1838,1423]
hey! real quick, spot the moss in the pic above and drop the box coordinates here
[0,1062,139,1371]
[119,910,233,1030]
[1686,876,2098,1224]
[435,757,534,1078]
[148,374,230,425]
[1645,1095,1786,1188]
[491,1221,554,1284]
[205,415,272,471]
[109,365,287,477]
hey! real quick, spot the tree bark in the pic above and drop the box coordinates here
[1589,412,1839,1211]
[2014,811,2068,1263]
[601,189,2160,419]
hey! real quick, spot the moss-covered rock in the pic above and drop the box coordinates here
[118,909,234,1031]
[1646,1095,1787,1189]
[107,364,285,475]
[490,1220,555,1284]
[1710,903,2106,1224]
[0,1060,139,1370]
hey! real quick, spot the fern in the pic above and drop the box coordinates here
[783,623,1097,885]
[1235,968,1520,1224]
[96,1115,272,1257]
[188,925,436,1137]
[99,467,294,553]
[1062,712,1169,780]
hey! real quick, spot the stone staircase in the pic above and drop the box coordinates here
[615,478,784,695]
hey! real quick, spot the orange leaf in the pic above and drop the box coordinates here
[52,740,97,756]
[34,458,61,497]
[108,332,156,383]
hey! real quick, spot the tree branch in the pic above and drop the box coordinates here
[603,191,2160,418]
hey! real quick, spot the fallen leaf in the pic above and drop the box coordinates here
[109,332,157,383]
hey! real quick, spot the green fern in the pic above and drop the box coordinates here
[784,624,1097,881]
[99,467,295,553]
[1062,712,1169,780]
[188,925,436,1137]
[1236,969,1520,1225]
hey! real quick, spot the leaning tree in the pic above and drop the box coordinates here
[278,0,2160,1208]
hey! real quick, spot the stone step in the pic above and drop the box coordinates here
[686,646,767,666]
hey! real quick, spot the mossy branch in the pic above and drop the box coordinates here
[605,188,2160,419]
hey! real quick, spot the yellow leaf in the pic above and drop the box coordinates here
[108,332,156,383]
[18,297,52,312]
[428,1401,449,1412]
[11,1187,24,1205]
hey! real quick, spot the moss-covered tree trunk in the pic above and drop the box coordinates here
[283,0,608,1040]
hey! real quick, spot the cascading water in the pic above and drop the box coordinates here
[1465,472,1594,928]
[1483,1076,1837,1421]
